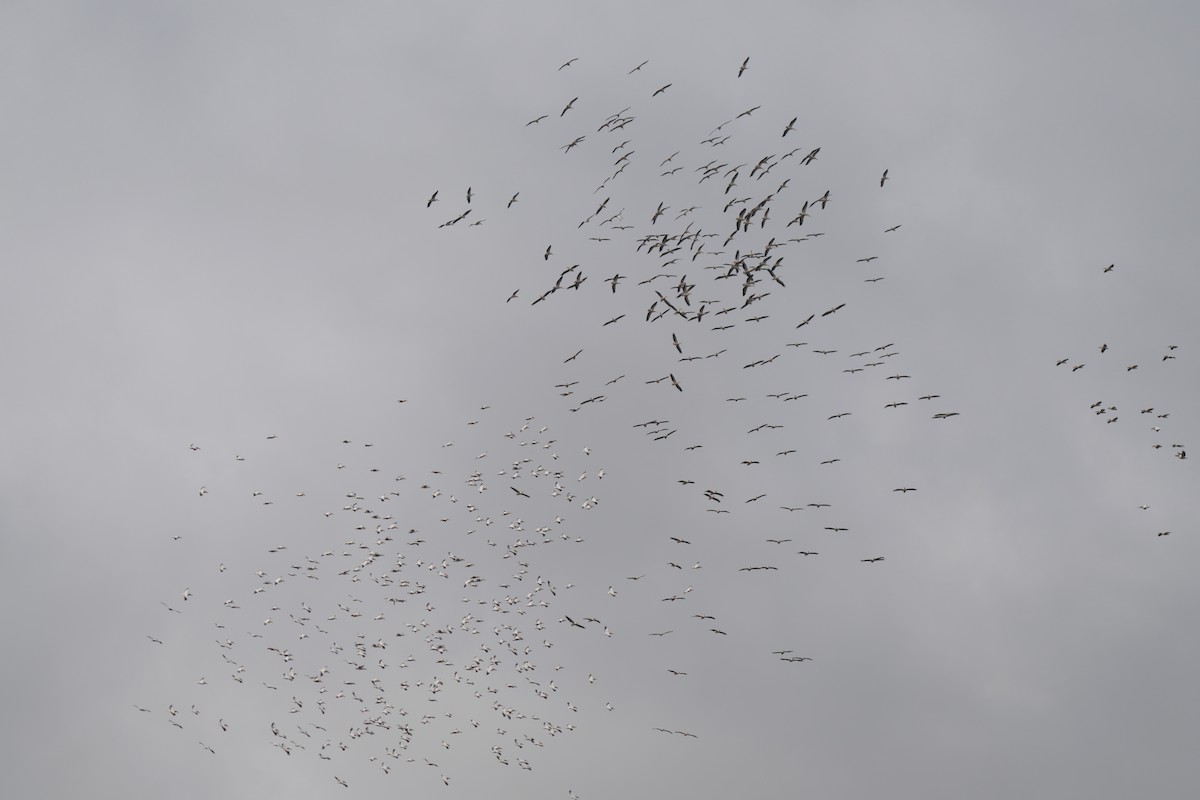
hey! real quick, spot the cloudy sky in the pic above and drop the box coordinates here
[3,2,1198,798]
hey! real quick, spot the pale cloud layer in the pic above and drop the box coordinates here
[2,3,1198,799]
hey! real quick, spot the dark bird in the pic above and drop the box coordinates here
[653,83,672,97]
[880,169,889,187]
[564,348,583,363]
[560,97,578,116]
[558,58,578,70]
[526,115,548,126]
[782,117,797,137]
[426,191,439,207]
[861,557,885,563]
[738,57,750,77]
[508,192,520,208]
[628,60,649,73]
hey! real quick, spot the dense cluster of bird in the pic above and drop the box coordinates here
[143,54,1184,797]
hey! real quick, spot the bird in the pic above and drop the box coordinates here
[507,192,519,208]
[880,169,889,187]
[652,83,672,97]
[628,60,649,73]
[861,557,885,563]
[558,58,578,70]
[560,97,578,116]
[525,115,548,126]
[782,117,797,137]
[426,191,438,207]
[738,57,750,77]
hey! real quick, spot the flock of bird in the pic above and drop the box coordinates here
[143,54,1186,796]
[1051,263,1188,537]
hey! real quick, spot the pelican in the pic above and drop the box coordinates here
[738,56,750,77]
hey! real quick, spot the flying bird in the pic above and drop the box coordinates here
[738,57,750,77]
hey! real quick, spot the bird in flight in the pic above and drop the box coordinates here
[558,58,578,70]
[653,83,672,97]
[628,60,649,74]
[561,97,578,116]
[738,57,750,77]
[880,169,890,187]
[782,117,797,137]
[426,191,438,207]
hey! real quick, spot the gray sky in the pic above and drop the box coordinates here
[2,2,1198,798]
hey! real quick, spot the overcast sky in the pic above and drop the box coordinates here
[2,3,1198,799]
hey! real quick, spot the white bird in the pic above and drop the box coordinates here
[181,588,191,601]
